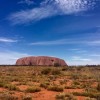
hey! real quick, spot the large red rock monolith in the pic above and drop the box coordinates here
[16,56,67,66]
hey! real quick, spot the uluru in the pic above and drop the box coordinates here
[16,56,67,66]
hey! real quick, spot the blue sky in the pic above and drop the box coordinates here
[0,0,100,65]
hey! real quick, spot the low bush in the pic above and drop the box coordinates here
[22,95,32,100]
[41,68,51,75]
[65,85,81,89]
[25,86,41,93]
[4,84,20,91]
[61,67,67,71]
[73,81,80,85]
[56,93,77,100]
[59,80,66,85]
[81,82,92,89]
[71,73,81,80]
[40,82,50,89]
[73,92,100,99]
[97,82,100,91]
[51,69,61,75]
[48,75,56,80]
[48,85,63,92]
[85,88,98,93]
[0,93,18,100]
[86,97,96,100]
[0,82,5,87]
[65,86,75,89]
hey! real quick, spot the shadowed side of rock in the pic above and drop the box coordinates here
[16,56,67,66]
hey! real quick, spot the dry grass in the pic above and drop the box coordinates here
[0,65,100,99]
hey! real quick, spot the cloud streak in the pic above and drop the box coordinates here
[87,40,100,45]
[0,37,17,43]
[8,0,98,24]
[90,54,100,57]
[0,51,29,65]
[9,6,57,25]
[72,56,91,61]
[69,49,87,53]
[30,39,100,46]
[18,0,34,5]
[30,39,68,45]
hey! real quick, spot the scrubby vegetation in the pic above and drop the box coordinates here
[56,93,77,100]
[0,92,18,100]
[0,65,100,99]
[25,86,41,93]
[47,85,64,92]
[73,92,100,100]
[22,95,32,100]
[97,82,100,91]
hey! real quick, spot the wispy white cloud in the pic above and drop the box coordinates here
[30,39,85,45]
[77,50,87,53]
[87,40,100,46]
[67,56,92,65]
[69,48,87,53]
[9,5,57,25]
[67,60,98,65]
[42,0,96,13]
[68,55,100,65]
[30,39,68,45]
[18,0,35,5]
[8,0,98,24]
[0,51,30,65]
[69,49,80,51]
[30,38,100,46]
[90,54,100,57]
[0,37,17,43]
[72,56,91,61]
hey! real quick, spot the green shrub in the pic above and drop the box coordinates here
[26,86,41,93]
[73,92,100,98]
[48,75,56,80]
[51,69,61,75]
[73,81,80,85]
[59,79,67,85]
[81,82,92,89]
[71,73,80,79]
[97,82,100,91]
[85,97,96,100]
[0,93,18,100]
[40,82,50,89]
[65,85,81,89]
[41,68,51,75]
[4,84,20,91]
[85,88,98,93]
[48,85,63,92]
[56,93,77,100]
[61,67,67,71]
[22,95,32,100]
[0,82,5,87]
[65,86,75,89]
[40,83,47,89]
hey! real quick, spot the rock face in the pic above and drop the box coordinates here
[16,56,67,66]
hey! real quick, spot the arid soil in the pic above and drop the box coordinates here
[0,66,100,100]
